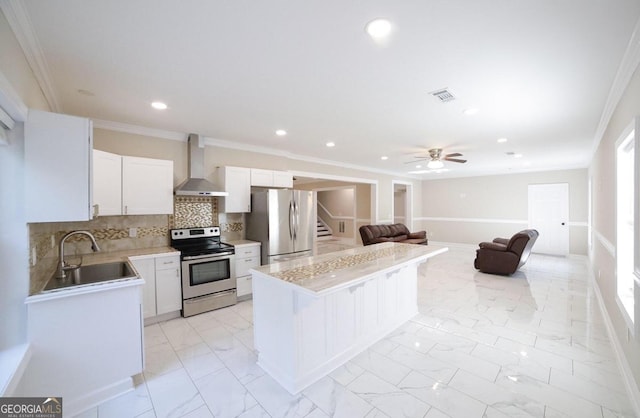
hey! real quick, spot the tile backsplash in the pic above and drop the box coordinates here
[28,196,246,294]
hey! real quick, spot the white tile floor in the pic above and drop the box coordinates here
[77,247,637,418]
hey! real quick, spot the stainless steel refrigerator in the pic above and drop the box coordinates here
[246,189,315,264]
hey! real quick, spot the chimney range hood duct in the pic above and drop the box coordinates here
[174,134,229,196]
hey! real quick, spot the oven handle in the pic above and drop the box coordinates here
[183,252,234,261]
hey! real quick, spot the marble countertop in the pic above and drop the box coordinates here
[251,242,448,295]
[226,239,261,247]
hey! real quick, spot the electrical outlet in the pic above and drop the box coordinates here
[32,247,37,266]
[51,235,55,248]
[129,227,137,238]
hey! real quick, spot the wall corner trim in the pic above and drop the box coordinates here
[0,343,32,396]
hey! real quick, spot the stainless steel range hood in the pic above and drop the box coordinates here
[174,134,228,196]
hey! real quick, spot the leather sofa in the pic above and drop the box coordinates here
[359,223,428,246]
[474,229,539,275]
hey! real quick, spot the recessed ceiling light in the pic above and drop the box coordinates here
[275,129,287,136]
[326,142,335,148]
[514,153,523,158]
[463,108,479,116]
[415,164,422,168]
[497,137,508,143]
[365,18,392,40]
[381,156,388,160]
[151,101,168,110]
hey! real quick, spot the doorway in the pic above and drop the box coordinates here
[392,181,413,229]
[528,183,569,255]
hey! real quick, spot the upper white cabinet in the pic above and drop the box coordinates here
[250,168,293,188]
[216,166,251,213]
[25,110,93,222]
[122,156,174,215]
[93,151,174,216]
[93,150,122,216]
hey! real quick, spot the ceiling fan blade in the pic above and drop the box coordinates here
[445,152,463,158]
[404,158,428,164]
[444,157,467,163]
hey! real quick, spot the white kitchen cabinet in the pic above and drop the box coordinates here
[250,168,293,188]
[22,280,144,416]
[232,242,261,298]
[216,166,251,213]
[93,152,173,216]
[155,255,182,314]
[93,149,122,216]
[122,156,174,215]
[25,109,93,222]
[131,253,181,320]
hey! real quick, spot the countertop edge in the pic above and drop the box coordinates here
[251,246,449,297]
[26,276,145,304]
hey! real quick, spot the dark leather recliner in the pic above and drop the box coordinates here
[359,223,428,246]
[474,229,539,275]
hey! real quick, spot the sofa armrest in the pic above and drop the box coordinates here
[408,231,426,239]
[479,242,508,251]
[492,238,509,246]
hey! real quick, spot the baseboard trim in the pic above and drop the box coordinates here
[65,377,133,417]
[589,265,640,416]
[0,343,32,396]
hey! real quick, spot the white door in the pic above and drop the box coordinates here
[528,183,569,255]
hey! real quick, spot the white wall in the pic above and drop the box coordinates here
[590,62,640,390]
[419,169,589,255]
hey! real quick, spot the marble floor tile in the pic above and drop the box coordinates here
[84,247,637,418]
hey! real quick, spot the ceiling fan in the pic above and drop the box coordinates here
[406,148,467,169]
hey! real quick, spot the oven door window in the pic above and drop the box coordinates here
[190,259,231,286]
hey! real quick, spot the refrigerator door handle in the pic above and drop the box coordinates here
[289,201,294,240]
[293,200,299,239]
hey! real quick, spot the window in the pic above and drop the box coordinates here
[616,125,635,329]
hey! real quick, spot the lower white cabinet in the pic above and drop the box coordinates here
[233,242,261,298]
[23,281,144,416]
[131,253,181,319]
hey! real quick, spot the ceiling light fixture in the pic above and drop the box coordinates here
[427,160,444,169]
[381,156,388,160]
[275,129,287,136]
[416,165,422,168]
[497,137,508,143]
[514,153,523,158]
[366,18,392,40]
[326,142,335,148]
[463,108,479,116]
[151,101,168,110]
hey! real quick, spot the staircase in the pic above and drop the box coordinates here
[317,217,332,239]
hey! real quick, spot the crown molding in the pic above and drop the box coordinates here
[93,117,421,180]
[0,0,61,112]
[92,118,187,142]
[592,16,640,156]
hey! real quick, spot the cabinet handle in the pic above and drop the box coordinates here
[245,259,252,262]
[124,205,128,215]
[162,261,172,264]
[93,204,99,218]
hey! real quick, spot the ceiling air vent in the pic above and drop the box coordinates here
[430,88,455,103]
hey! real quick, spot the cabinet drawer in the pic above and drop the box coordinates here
[236,256,260,277]
[155,255,180,270]
[235,245,260,258]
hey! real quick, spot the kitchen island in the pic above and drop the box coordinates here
[250,242,447,394]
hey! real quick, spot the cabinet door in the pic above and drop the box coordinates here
[250,168,273,187]
[130,257,156,319]
[122,156,174,214]
[155,256,182,315]
[93,150,122,216]
[273,171,293,188]
[25,110,93,222]
[219,166,251,213]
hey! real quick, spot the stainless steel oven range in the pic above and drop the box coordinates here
[170,227,236,317]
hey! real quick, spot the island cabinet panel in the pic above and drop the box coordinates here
[252,262,421,394]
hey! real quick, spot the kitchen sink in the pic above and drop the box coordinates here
[43,261,138,292]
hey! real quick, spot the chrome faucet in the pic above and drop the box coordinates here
[56,230,101,279]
